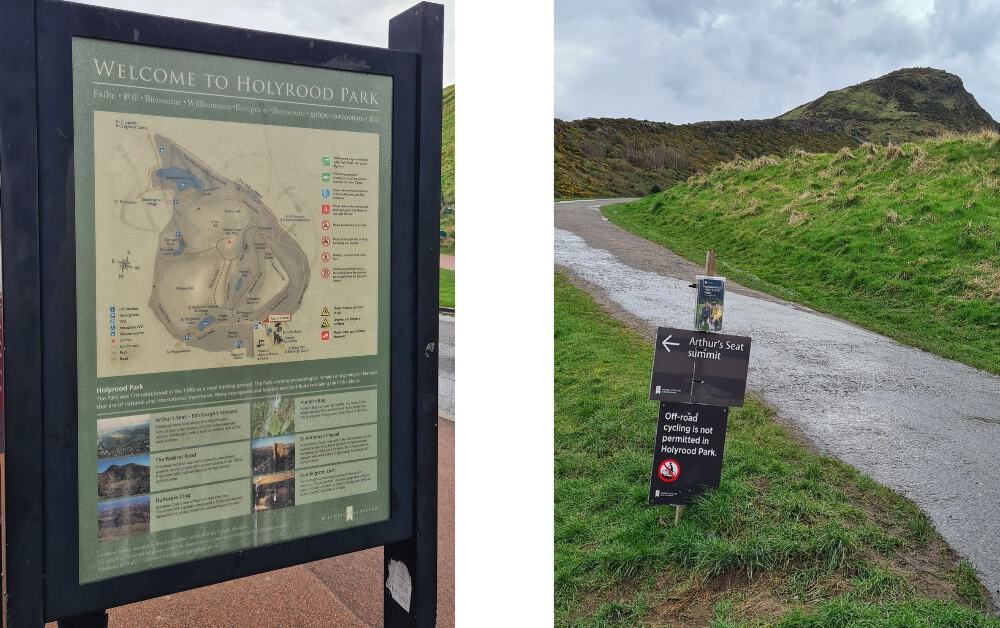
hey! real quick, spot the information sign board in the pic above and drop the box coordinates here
[648,326,752,407]
[74,36,394,584]
[0,1,442,625]
[648,402,729,506]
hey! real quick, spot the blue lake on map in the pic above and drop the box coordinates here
[154,167,204,191]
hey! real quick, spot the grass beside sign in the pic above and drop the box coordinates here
[554,273,996,627]
[439,268,454,309]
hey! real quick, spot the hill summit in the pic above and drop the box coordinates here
[779,68,997,143]
[556,68,997,198]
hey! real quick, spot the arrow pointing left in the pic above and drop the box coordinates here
[661,335,680,352]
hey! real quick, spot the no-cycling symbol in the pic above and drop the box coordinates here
[657,459,680,483]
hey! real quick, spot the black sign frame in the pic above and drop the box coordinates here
[0,1,442,625]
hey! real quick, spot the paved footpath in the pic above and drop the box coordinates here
[555,198,1000,607]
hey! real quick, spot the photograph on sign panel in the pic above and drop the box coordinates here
[97,453,151,499]
[98,495,151,541]
[554,1,1000,624]
[251,396,296,439]
[96,414,151,459]
[252,471,296,512]
[251,435,297,476]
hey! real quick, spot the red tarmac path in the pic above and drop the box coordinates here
[39,418,455,628]
[439,254,454,270]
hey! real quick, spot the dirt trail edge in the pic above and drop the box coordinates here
[555,198,1000,608]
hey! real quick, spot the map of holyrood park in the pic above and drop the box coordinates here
[148,134,309,357]
[93,112,382,378]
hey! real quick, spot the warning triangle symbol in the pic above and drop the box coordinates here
[321,318,331,328]
[321,306,331,317]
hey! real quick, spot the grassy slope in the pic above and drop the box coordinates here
[554,274,996,626]
[605,134,1000,374]
[439,268,454,309]
[440,85,456,255]
[442,84,455,207]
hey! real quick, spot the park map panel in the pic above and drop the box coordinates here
[72,38,393,583]
[94,115,379,375]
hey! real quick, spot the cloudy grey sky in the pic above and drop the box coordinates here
[556,0,1000,123]
[88,0,454,86]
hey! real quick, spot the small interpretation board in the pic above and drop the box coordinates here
[648,402,729,506]
[648,326,751,407]
[694,275,725,332]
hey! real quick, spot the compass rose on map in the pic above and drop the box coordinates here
[112,250,140,279]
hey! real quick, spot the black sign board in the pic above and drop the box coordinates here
[0,2,442,626]
[648,326,751,407]
[648,402,729,506]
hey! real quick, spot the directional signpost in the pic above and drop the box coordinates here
[648,327,751,407]
[647,252,752,517]
[0,1,443,626]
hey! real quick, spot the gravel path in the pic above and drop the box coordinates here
[555,198,1000,607]
[439,313,455,419]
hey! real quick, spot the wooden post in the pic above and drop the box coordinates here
[675,249,716,528]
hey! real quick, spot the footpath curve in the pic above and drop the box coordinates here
[555,198,1000,607]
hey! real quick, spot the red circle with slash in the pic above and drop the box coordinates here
[657,459,680,483]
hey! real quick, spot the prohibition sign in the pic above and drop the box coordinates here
[657,459,680,483]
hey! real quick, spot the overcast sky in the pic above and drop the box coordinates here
[88,0,454,86]
[556,0,1000,123]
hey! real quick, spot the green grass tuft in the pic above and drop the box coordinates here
[441,84,454,207]
[439,268,454,309]
[440,85,456,254]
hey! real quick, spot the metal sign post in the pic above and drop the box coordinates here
[0,2,442,625]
